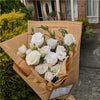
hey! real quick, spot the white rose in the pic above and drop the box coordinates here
[44,52,58,66]
[51,63,62,76]
[44,72,55,82]
[26,49,32,55]
[41,45,51,54]
[31,32,44,48]
[18,44,27,54]
[46,38,58,49]
[64,34,76,46]
[26,50,41,65]
[56,45,67,61]
[35,63,48,74]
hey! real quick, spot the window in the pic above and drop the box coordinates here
[45,3,49,15]
[87,0,99,23]
[66,0,78,21]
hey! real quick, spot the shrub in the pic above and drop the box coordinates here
[0,9,27,36]
[26,5,34,14]
[0,0,33,20]
[0,10,37,100]
[76,18,94,41]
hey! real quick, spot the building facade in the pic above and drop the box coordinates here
[21,0,100,27]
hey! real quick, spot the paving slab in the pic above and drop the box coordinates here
[73,67,100,100]
[80,29,100,68]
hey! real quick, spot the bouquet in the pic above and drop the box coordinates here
[17,25,76,83]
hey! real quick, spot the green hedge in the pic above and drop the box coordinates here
[0,10,37,100]
[0,0,33,20]
[76,18,95,41]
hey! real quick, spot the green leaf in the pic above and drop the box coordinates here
[50,33,55,39]
[32,26,34,32]
[58,36,64,45]
[60,40,64,45]
[69,49,73,52]
[58,28,68,37]
[69,43,75,47]
[38,25,48,31]
[31,26,34,35]
[66,47,69,52]
[62,33,65,37]
[40,57,44,64]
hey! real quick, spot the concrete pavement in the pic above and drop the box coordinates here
[73,29,100,100]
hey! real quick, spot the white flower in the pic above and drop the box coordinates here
[17,44,27,58]
[26,49,32,55]
[57,51,66,61]
[44,52,58,66]
[18,44,27,54]
[26,50,41,65]
[46,38,58,49]
[64,34,76,46]
[51,63,62,76]
[44,72,55,82]
[35,63,48,74]
[31,32,44,48]
[17,51,25,58]
[56,45,67,61]
[41,46,51,54]
[56,45,66,52]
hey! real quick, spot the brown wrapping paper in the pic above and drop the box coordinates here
[0,21,82,100]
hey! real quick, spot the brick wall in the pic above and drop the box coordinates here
[77,0,87,18]
[60,0,67,20]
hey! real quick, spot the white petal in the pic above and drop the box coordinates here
[26,49,32,55]
[35,63,48,74]
[56,45,66,53]
[57,51,66,61]
[26,50,40,65]
[51,63,62,76]
[64,34,76,46]
[41,45,51,54]
[44,72,55,82]
[31,32,44,48]
[17,51,25,58]
[44,52,58,66]
[18,44,27,54]
[46,38,58,49]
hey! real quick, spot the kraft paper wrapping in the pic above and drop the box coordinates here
[0,21,82,100]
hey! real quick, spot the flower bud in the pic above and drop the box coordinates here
[51,29,54,35]
[29,43,35,50]
[38,48,45,57]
